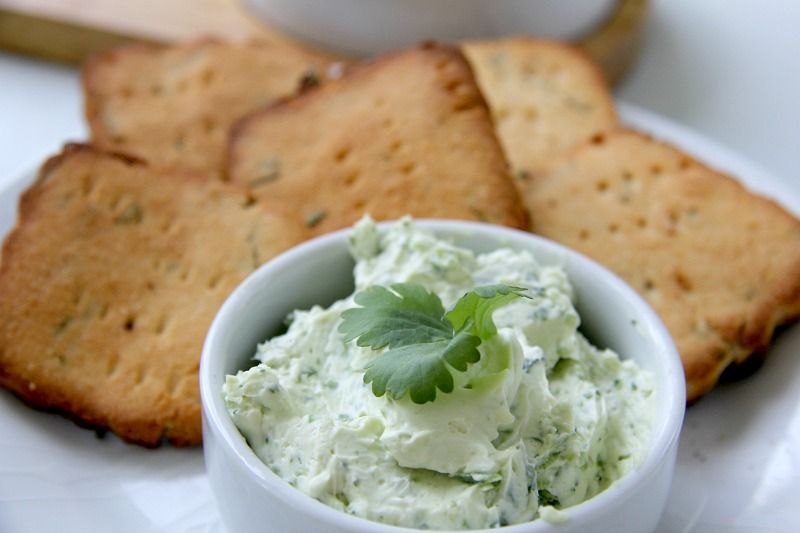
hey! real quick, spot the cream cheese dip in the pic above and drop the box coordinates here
[223,218,655,530]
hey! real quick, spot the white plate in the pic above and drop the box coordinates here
[1,103,798,533]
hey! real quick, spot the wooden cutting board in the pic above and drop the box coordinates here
[0,0,647,84]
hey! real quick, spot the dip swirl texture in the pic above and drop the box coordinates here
[223,218,655,530]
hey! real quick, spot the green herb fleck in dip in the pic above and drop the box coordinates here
[223,217,655,530]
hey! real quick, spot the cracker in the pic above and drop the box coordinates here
[83,39,336,177]
[227,42,528,235]
[521,130,800,400]
[462,37,619,180]
[0,145,308,446]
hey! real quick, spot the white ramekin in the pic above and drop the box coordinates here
[200,219,685,533]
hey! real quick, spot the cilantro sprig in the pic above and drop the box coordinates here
[339,283,527,404]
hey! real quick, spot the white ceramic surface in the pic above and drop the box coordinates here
[242,0,617,56]
[200,220,685,533]
[1,104,799,532]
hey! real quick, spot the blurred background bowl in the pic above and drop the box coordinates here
[242,0,619,56]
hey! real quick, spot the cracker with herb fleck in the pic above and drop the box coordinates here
[227,42,528,235]
[0,145,308,446]
[522,130,800,400]
[462,37,619,181]
[83,39,338,178]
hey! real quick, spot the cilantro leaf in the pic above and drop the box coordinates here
[363,330,481,403]
[339,283,450,349]
[446,285,529,338]
[339,282,526,404]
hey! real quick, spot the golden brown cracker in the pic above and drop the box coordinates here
[227,42,528,235]
[83,39,337,177]
[462,37,619,180]
[0,145,308,446]
[522,130,800,401]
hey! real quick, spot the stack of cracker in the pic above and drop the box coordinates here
[1,34,799,447]
[0,40,526,445]
[464,37,800,401]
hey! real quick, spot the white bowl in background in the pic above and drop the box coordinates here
[242,0,618,56]
[200,219,685,533]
